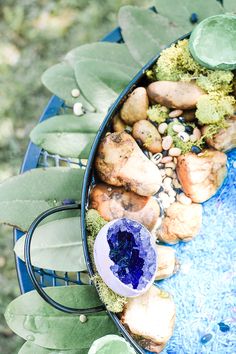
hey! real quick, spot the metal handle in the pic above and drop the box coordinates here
[24,203,105,314]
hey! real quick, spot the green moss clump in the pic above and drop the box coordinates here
[86,209,107,240]
[196,93,235,124]
[86,209,127,313]
[147,104,169,123]
[196,71,234,94]
[167,122,204,153]
[154,39,234,94]
[92,274,127,313]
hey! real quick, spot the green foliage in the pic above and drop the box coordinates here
[196,92,235,124]
[224,0,236,13]
[14,217,86,272]
[65,42,140,72]
[74,59,136,112]
[5,286,118,350]
[118,6,184,66]
[30,113,103,157]
[41,63,94,110]
[0,168,83,230]
[19,341,88,353]
[147,104,169,124]
[155,0,224,32]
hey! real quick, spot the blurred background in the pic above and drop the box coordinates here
[0,1,150,353]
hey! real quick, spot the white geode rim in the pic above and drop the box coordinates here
[93,218,158,298]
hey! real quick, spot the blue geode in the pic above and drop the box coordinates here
[107,218,157,290]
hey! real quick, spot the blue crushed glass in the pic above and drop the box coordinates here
[200,333,213,345]
[107,218,157,290]
[159,149,236,354]
[218,322,230,333]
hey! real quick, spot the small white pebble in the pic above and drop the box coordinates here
[71,88,81,98]
[178,131,190,142]
[151,152,163,165]
[165,162,176,169]
[163,177,172,189]
[173,124,185,133]
[169,147,182,157]
[79,315,87,323]
[177,193,192,205]
[107,187,112,192]
[168,189,177,198]
[169,109,183,118]
[173,157,178,164]
[169,196,176,204]
[172,171,177,179]
[190,134,197,143]
[193,127,201,140]
[165,168,173,177]
[160,169,166,177]
[173,178,182,189]
[162,135,173,150]
[73,102,84,116]
[158,122,168,134]
[159,192,171,208]
[161,156,173,163]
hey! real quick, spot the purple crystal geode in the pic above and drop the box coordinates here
[93,218,158,297]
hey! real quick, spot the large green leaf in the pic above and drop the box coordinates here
[0,168,83,231]
[19,342,88,354]
[14,217,86,272]
[41,62,94,110]
[118,6,185,66]
[224,0,236,13]
[5,286,117,350]
[155,0,224,32]
[30,113,103,158]
[65,42,141,74]
[75,59,134,112]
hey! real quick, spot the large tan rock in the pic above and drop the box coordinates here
[176,150,227,203]
[157,202,202,244]
[95,132,162,196]
[121,286,175,353]
[147,81,204,109]
[120,87,149,125]
[90,183,160,231]
[202,115,236,152]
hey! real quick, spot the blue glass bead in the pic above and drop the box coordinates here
[200,333,212,344]
[218,322,230,332]
[62,199,75,205]
[190,13,198,24]
[178,116,185,123]
[185,125,194,134]
[166,118,173,124]
[191,145,202,154]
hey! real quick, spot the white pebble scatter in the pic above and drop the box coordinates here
[178,131,190,142]
[151,152,163,165]
[161,156,173,163]
[173,124,185,133]
[177,193,192,205]
[73,102,84,116]
[169,109,183,118]
[158,122,168,134]
[159,150,236,354]
[162,135,173,150]
[71,88,80,98]
[169,147,182,157]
